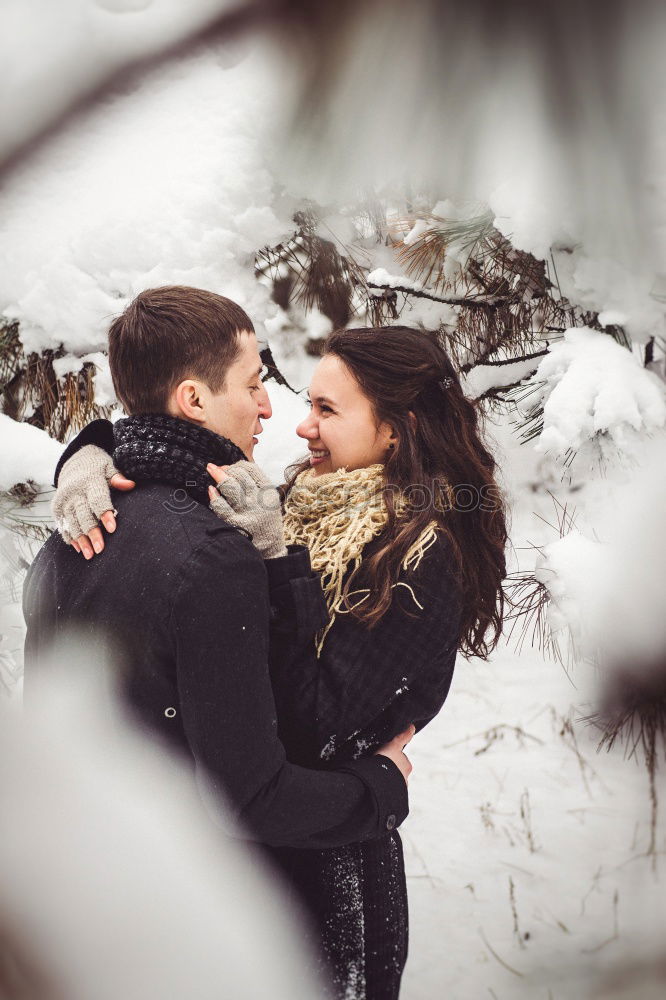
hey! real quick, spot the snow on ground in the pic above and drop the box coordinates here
[402,413,666,999]
[402,631,664,999]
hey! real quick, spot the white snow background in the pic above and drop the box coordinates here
[1,10,666,998]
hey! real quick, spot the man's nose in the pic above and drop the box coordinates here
[257,385,272,420]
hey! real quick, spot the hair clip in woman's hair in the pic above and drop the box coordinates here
[440,376,454,389]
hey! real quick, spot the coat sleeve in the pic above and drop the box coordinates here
[272,533,463,765]
[168,528,408,848]
[265,543,329,651]
[53,418,115,487]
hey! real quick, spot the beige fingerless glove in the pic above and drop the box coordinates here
[209,460,287,559]
[52,444,120,544]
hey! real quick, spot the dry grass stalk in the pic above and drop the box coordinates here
[2,340,112,443]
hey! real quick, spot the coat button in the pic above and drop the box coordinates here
[164,707,177,719]
[386,814,396,831]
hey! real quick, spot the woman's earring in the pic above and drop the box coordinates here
[388,443,395,450]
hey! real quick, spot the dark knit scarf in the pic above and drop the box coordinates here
[113,413,246,507]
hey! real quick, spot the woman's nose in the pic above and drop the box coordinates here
[296,410,318,439]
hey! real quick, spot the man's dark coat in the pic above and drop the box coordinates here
[23,476,407,848]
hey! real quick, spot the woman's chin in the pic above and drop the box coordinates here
[311,459,334,476]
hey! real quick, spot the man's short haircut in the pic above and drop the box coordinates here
[108,285,254,415]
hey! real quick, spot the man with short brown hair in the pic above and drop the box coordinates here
[23,285,411,849]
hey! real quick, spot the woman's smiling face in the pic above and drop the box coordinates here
[296,353,396,475]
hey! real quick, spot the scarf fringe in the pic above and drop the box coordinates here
[402,521,439,572]
[313,518,440,657]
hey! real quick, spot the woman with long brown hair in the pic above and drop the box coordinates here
[206,324,508,999]
[52,324,508,1000]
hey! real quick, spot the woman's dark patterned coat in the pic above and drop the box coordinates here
[267,530,463,1000]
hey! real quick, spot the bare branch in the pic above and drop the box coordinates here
[366,280,517,308]
[461,348,550,375]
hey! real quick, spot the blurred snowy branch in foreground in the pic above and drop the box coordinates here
[0,643,321,999]
[3,1,665,270]
[274,1,665,264]
[0,0,241,176]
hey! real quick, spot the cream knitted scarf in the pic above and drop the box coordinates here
[283,463,438,653]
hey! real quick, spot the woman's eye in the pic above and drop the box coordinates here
[304,399,333,414]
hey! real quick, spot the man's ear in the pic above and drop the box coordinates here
[169,380,206,423]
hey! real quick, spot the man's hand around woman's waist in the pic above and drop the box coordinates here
[374,724,415,784]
